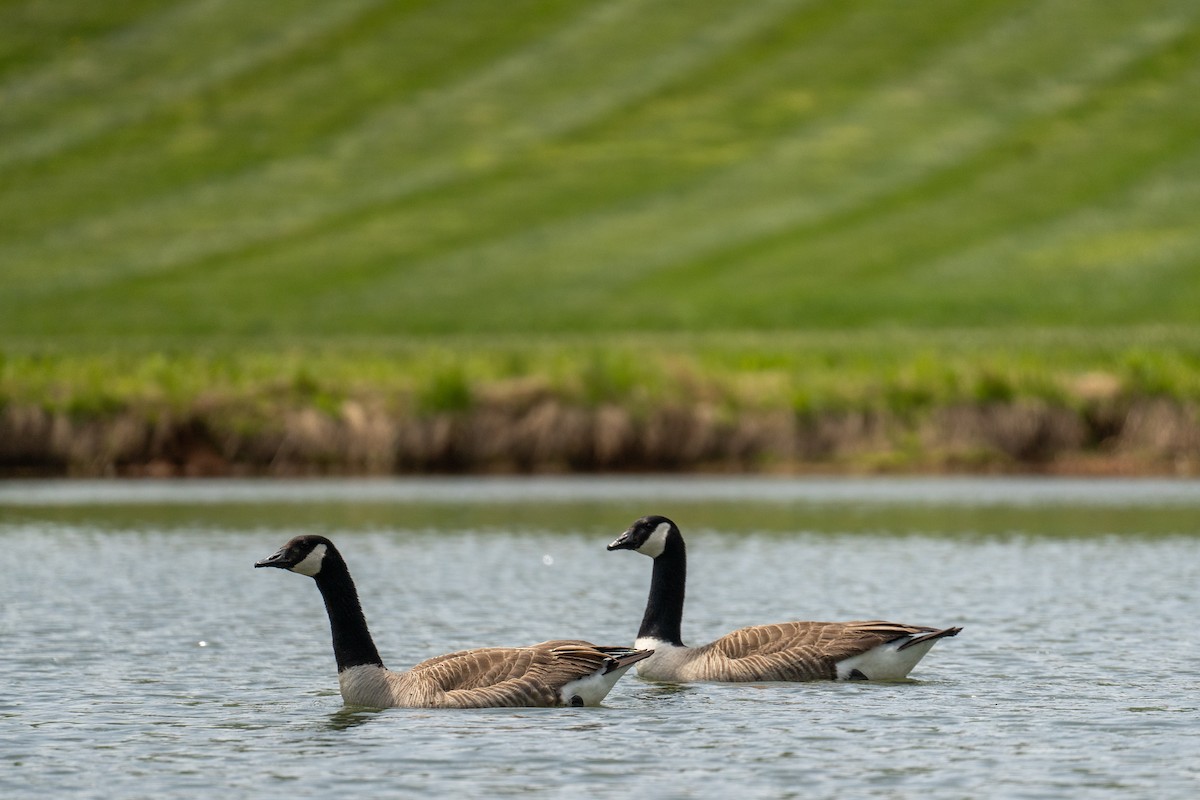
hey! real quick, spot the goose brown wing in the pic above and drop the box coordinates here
[405,642,628,708]
[703,620,935,681]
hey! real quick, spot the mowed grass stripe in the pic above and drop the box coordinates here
[0,1,794,295]
[0,0,574,268]
[337,2,1199,330]
[1,1,1199,337]
[0,1,387,171]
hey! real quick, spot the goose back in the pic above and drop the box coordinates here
[640,620,961,682]
[341,642,651,708]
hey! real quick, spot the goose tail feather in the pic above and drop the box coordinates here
[897,626,962,651]
[600,647,654,673]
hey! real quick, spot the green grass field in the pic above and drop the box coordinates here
[4,0,1200,338]
[3,1,1200,473]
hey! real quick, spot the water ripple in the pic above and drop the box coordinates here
[1,483,1198,798]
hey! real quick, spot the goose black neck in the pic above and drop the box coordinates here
[638,534,687,647]
[311,549,385,672]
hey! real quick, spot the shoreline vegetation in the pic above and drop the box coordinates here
[3,332,1198,478]
[6,3,1200,482]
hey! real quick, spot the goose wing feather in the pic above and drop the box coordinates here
[700,620,948,681]
[399,641,636,708]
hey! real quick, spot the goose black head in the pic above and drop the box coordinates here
[255,535,335,577]
[607,515,678,559]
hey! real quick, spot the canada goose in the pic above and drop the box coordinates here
[256,534,651,708]
[608,515,961,682]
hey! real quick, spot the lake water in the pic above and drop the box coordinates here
[2,476,1198,798]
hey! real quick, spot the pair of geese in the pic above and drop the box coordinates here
[257,515,961,708]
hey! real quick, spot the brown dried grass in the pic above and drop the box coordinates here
[3,396,1199,477]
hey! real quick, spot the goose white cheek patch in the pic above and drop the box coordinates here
[638,522,672,558]
[292,544,327,576]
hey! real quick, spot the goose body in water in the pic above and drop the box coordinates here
[257,535,651,708]
[608,515,960,682]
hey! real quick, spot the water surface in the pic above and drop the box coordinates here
[2,477,1197,798]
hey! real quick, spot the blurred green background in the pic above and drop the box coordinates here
[2,0,1199,473]
[5,0,1200,337]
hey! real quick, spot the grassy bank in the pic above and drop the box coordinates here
[3,2,1200,476]
[4,329,1199,476]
